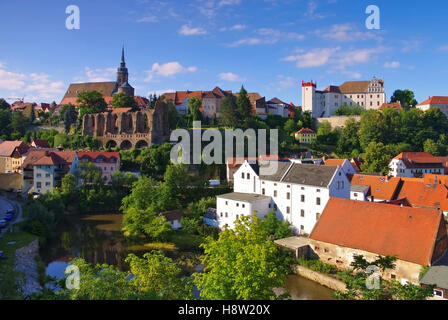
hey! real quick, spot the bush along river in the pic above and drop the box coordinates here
[41,213,335,300]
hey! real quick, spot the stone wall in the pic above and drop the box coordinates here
[317,116,361,129]
[294,265,347,292]
[15,238,42,297]
[82,101,170,149]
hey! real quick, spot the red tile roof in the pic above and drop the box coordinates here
[393,152,444,168]
[379,101,402,110]
[78,152,120,163]
[418,96,448,106]
[296,128,316,134]
[31,139,50,149]
[348,174,401,201]
[0,141,28,157]
[22,150,76,169]
[397,179,448,212]
[324,159,347,167]
[310,198,445,266]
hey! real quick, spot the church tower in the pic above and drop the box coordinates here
[116,46,134,97]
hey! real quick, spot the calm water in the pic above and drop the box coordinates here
[43,213,334,300]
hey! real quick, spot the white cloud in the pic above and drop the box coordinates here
[145,62,197,82]
[219,72,244,82]
[283,47,339,68]
[0,64,65,101]
[219,0,241,6]
[80,67,116,82]
[228,38,262,47]
[148,89,175,96]
[179,24,207,36]
[228,28,305,47]
[283,46,386,72]
[316,24,382,42]
[384,61,400,69]
[220,24,246,32]
[438,45,448,52]
[137,15,159,23]
[0,69,26,90]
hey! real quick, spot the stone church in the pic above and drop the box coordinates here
[60,47,135,106]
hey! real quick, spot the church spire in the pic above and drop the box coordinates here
[121,45,126,67]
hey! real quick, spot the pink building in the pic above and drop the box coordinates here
[77,152,121,183]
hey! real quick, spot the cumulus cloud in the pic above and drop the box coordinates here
[316,24,382,42]
[78,67,116,82]
[219,72,244,82]
[384,61,400,69]
[179,24,207,36]
[227,28,305,47]
[145,62,197,82]
[220,24,246,32]
[283,46,385,69]
[0,64,65,101]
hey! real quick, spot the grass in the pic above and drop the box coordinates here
[297,256,339,275]
[128,242,178,252]
[0,231,37,299]
[168,230,205,251]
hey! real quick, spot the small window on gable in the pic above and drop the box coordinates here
[242,172,245,179]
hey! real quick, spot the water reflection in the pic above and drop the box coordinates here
[285,275,336,300]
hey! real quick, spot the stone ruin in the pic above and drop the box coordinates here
[82,102,170,149]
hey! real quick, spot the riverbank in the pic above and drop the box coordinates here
[293,265,347,293]
[0,231,38,299]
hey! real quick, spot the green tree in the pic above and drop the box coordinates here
[390,89,418,108]
[9,111,29,139]
[335,104,364,116]
[361,142,393,175]
[0,109,12,139]
[187,97,203,122]
[61,173,77,194]
[77,90,108,120]
[193,214,291,300]
[111,92,139,111]
[61,104,78,133]
[261,211,293,240]
[220,96,238,128]
[0,98,10,110]
[236,86,252,126]
[80,161,104,186]
[167,100,179,129]
[126,251,193,300]
[336,118,361,157]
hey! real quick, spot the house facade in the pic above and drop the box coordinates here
[389,152,445,178]
[22,150,79,194]
[302,77,386,118]
[77,152,121,183]
[295,128,316,145]
[218,160,350,235]
[0,141,29,173]
[417,96,448,116]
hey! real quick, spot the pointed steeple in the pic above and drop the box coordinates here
[121,45,126,67]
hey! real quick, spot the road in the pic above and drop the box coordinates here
[0,196,23,238]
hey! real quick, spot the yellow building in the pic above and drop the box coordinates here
[295,128,316,144]
[0,141,29,173]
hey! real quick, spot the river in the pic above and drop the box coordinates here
[42,213,335,300]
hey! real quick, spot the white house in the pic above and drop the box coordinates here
[389,152,445,178]
[160,210,182,231]
[217,160,351,235]
[216,193,272,229]
[417,96,448,116]
[302,77,386,118]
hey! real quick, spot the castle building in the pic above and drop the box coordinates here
[302,77,386,118]
[60,47,135,106]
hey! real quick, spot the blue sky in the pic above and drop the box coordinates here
[0,0,447,105]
